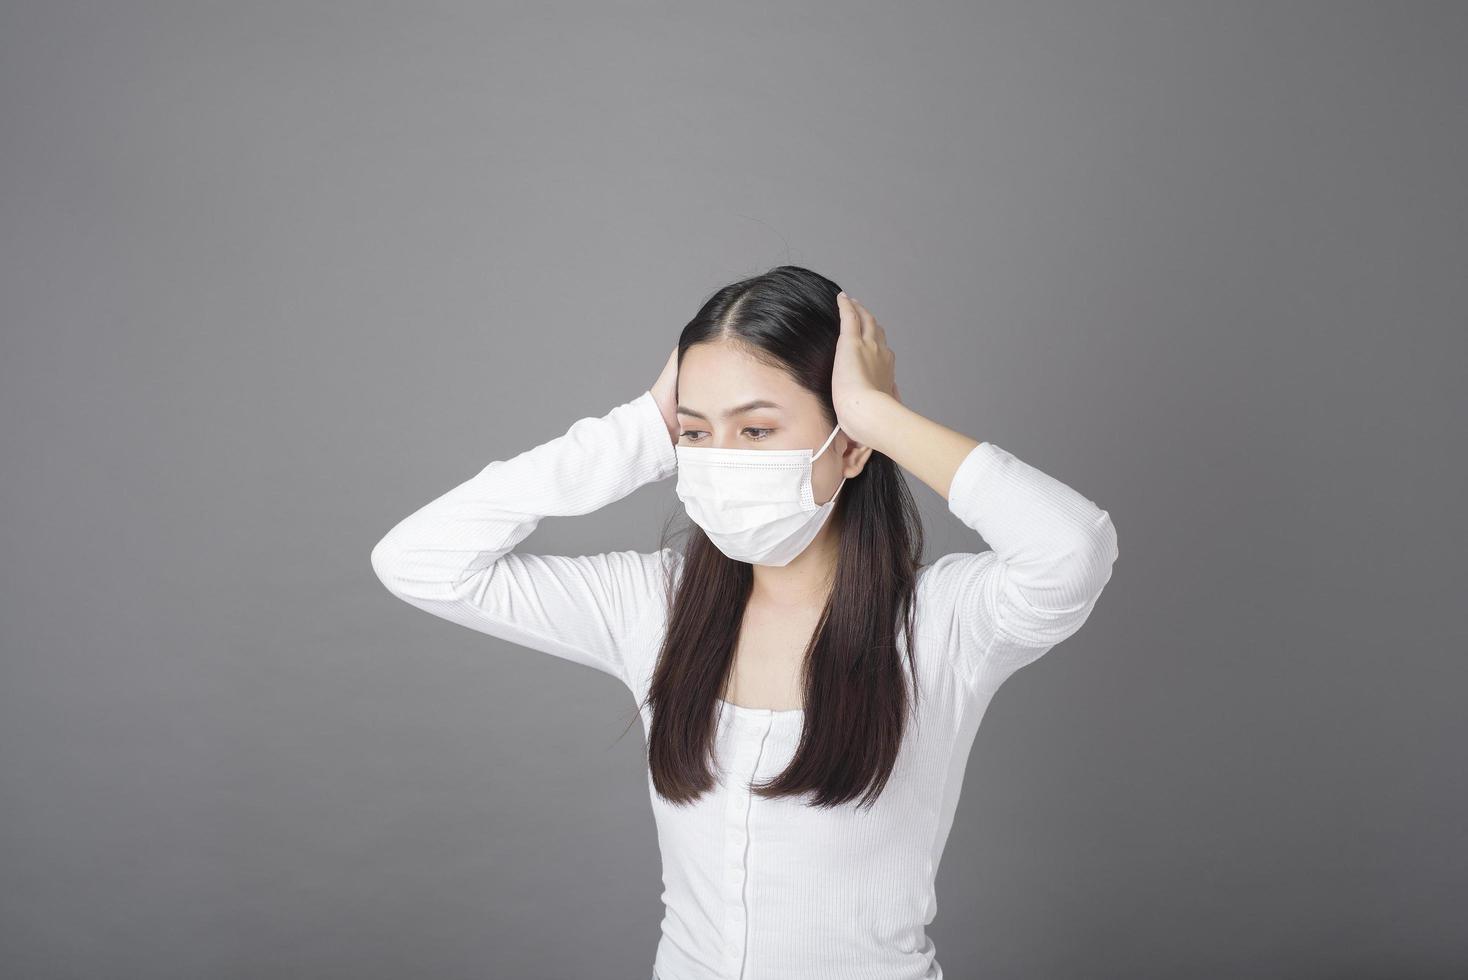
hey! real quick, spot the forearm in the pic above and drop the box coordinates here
[846,392,980,503]
[852,392,1116,614]
[371,389,676,600]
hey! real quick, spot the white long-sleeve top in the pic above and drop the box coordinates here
[371,389,1119,980]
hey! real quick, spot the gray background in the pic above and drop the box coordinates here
[2,2,1463,978]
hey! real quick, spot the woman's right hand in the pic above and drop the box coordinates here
[650,346,680,445]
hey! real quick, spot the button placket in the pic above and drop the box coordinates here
[720,710,774,979]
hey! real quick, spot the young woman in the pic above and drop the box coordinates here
[371,266,1119,980]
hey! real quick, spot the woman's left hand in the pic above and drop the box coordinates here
[832,292,902,444]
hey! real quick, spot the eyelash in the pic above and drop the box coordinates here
[680,427,774,443]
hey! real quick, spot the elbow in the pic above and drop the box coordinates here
[1072,509,1119,602]
[370,532,408,597]
[990,512,1118,651]
[1009,530,1117,646]
[369,529,481,603]
[1037,510,1119,611]
[1089,509,1119,579]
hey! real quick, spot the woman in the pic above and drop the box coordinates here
[370,265,1119,980]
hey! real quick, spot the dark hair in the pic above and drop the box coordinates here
[636,265,925,810]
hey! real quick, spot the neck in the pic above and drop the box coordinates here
[749,516,840,605]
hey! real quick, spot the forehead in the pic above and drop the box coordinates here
[678,341,801,402]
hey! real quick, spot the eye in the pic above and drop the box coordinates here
[678,427,775,443]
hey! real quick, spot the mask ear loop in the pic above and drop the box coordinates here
[813,422,842,461]
[809,423,846,508]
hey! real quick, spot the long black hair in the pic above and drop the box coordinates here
[639,265,926,810]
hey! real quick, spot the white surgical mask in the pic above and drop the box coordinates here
[675,422,847,566]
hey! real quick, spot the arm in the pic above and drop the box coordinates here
[937,437,1118,688]
[851,393,1119,691]
[831,293,1117,690]
[369,389,679,689]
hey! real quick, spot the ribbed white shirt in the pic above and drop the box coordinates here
[371,389,1119,980]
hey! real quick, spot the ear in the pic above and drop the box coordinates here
[840,437,876,478]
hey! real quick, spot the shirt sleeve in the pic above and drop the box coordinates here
[929,441,1120,693]
[369,389,679,690]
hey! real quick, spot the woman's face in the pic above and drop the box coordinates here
[674,339,849,505]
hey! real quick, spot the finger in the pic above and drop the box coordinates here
[869,311,885,347]
[849,295,876,341]
[836,291,860,338]
[855,297,875,341]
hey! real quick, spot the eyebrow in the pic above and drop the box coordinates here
[675,399,783,421]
